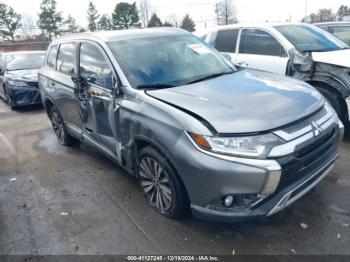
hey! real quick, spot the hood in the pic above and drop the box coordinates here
[147,70,324,134]
[312,49,350,68]
[6,69,40,81]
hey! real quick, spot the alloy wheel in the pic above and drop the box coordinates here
[139,157,173,212]
[51,111,66,143]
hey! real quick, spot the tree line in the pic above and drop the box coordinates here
[302,5,350,23]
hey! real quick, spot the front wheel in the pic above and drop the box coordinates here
[138,146,188,219]
[49,106,75,146]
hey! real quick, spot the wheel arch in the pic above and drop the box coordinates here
[307,79,349,122]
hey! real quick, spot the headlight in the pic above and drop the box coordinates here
[189,132,284,158]
[8,80,28,87]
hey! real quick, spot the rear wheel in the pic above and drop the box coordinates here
[49,106,75,146]
[138,146,187,219]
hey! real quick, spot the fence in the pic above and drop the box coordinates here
[0,41,51,52]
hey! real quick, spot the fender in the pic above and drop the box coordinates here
[293,62,350,98]
[123,135,178,178]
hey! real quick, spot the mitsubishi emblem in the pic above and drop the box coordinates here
[311,121,322,137]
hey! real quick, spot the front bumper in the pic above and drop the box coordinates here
[6,83,42,106]
[191,152,337,222]
[171,106,343,223]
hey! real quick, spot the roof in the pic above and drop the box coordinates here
[52,27,189,44]
[196,22,317,35]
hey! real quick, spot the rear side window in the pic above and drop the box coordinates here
[79,43,114,89]
[239,29,284,56]
[332,26,350,44]
[46,45,58,69]
[56,43,76,75]
[215,29,239,53]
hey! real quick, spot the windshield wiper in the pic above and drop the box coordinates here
[184,71,235,85]
[136,83,177,89]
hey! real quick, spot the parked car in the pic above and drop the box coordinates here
[39,28,343,222]
[202,23,350,125]
[0,51,45,109]
[315,22,350,45]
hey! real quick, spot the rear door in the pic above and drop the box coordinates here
[53,42,84,134]
[78,41,120,158]
[235,28,289,75]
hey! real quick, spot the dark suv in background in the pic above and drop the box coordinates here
[39,28,343,222]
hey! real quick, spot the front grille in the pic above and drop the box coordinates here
[282,107,327,134]
[276,125,338,190]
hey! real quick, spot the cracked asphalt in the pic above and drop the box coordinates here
[0,100,349,255]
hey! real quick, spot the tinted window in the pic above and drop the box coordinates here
[79,43,114,89]
[215,29,238,53]
[332,26,350,45]
[47,45,58,69]
[56,43,76,75]
[239,29,284,56]
[275,25,348,52]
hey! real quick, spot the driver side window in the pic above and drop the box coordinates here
[79,43,114,90]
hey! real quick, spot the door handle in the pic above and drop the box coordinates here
[50,82,56,87]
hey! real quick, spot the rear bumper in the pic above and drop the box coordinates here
[191,152,337,223]
[6,84,42,106]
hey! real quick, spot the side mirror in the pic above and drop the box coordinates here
[221,53,232,62]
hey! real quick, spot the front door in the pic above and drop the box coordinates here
[234,28,290,75]
[78,41,121,160]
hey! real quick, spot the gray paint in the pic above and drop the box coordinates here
[38,29,342,222]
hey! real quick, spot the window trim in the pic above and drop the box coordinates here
[237,27,289,58]
[78,40,118,92]
[46,44,59,69]
[56,42,77,76]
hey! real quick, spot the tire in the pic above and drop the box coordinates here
[138,146,187,219]
[316,87,348,125]
[49,106,75,146]
[3,87,15,110]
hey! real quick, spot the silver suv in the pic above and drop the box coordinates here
[39,28,343,222]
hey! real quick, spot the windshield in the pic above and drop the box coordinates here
[108,34,234,88]
[6,53,45,71]
[274,24,348,52]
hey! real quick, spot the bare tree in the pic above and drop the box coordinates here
[215,0,237,25]
[21,15,37,39]
[167,14,179,27]
[138,0,151,28]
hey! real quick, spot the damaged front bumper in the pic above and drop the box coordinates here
[172,106,343,223]
[6,83,42,106]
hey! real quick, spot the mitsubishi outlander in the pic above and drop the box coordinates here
[39,28,343,222]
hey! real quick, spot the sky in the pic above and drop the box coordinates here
[3,0,349,31]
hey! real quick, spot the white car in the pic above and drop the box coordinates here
[202,23,350,125]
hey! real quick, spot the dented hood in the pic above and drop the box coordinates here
[147,70,324,134]
[312,49,350,68]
